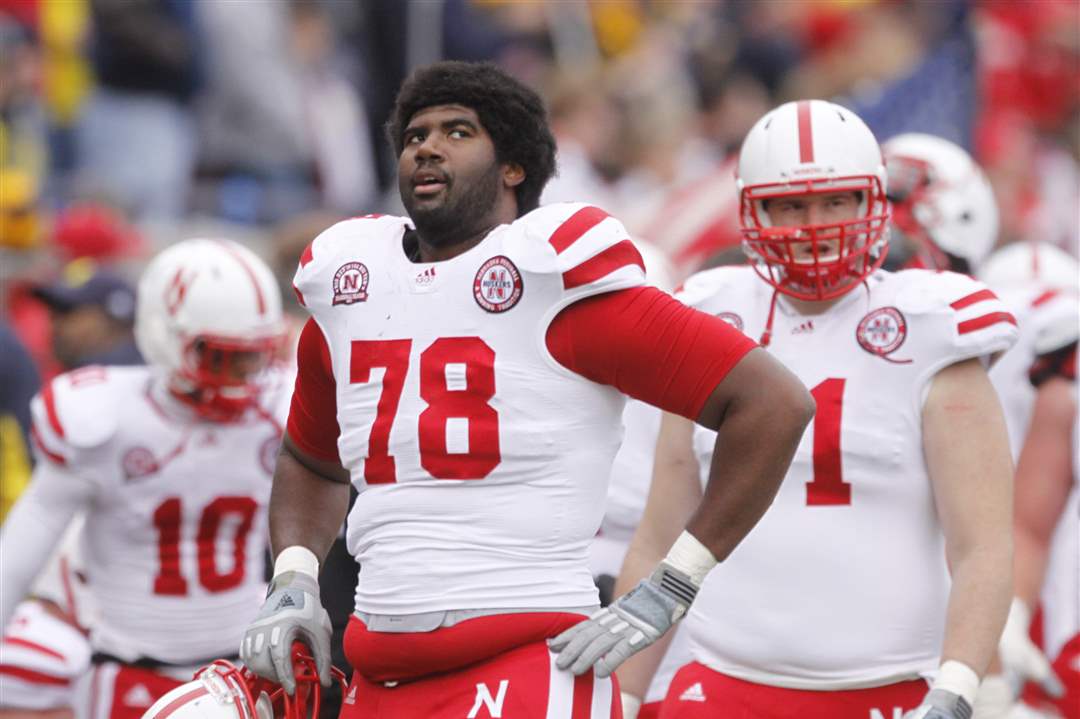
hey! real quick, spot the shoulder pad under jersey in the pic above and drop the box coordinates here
[506,203,646,296]
[292,215,411,311]
[893,269,1019,363]
[675,266,756,309]
[29,366,122,465]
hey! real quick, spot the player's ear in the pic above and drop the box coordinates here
[503,163,525,189]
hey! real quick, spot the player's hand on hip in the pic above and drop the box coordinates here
[999,599,1065,698]
[240,570,332,694]
[902,689,974,719]
[548,562,697,677]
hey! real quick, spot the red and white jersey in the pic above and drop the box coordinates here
[989,286,1078,459]
[27,365,290,664]
[0,600,90,709]
[679,266,1018,688]
[292,204,648,615]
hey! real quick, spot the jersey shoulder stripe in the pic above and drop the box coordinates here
[562,239,644,290]
[548,205,610,254]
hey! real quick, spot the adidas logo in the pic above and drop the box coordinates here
[415,267,436,286]
[791,320,815,335]
[123,683,155,707]
[679,682,706,702]
[275,594,297,610]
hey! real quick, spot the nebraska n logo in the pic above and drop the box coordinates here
[467,680,509,718]
[165,267,196,316]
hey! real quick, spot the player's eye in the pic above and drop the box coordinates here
[405,131,425,145]
[449,128,469,139]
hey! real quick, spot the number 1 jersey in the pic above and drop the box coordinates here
[679,266,1018,688]
[291,204,649,615]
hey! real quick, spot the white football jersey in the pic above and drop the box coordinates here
[988,286,1078,459]
[0,600,90,709]
[28,365,290,663]
[292,203,646,615]
[680,266,1018,688]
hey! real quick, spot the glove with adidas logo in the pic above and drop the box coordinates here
[240,548,331,694]
[549,531,714,678]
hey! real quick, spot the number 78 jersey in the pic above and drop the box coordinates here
[680,266,1018,688]
[292,204,647,615]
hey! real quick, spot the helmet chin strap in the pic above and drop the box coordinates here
[760,289,779,348]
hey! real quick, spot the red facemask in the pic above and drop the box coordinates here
[171,334,283,422]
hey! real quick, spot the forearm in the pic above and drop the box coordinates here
[0,465,88,628]
[689,383,810,561]
[270,439,351,563]
[1012,527,1050,608]
[941,539,1012,675]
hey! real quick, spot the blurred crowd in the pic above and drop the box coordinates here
[0,0,1078,480]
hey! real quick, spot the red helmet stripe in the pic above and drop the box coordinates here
[797,101,815,163]
[216,241,267,316]
[149,686,210,718]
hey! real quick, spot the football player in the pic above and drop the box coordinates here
[608,101,1018,719]
[1003,307,1078,719]
[238,61,814,717]
[885,134,1080,714]
[0,239,291,716]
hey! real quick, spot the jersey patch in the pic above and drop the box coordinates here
[332,262,370,305]
[716,312,744,331]
[855,307,911,363]
[121,446,159,481]
[473,256,523,313]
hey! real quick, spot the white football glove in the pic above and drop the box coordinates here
[999,599,1065,698]
[973,674,1015,719]
[548,562,698,677]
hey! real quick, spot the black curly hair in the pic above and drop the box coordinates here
[387,61,557,216]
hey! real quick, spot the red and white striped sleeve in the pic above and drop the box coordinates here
[28,368,117,468]
[932,272,1019,365]
[519,203,647,301]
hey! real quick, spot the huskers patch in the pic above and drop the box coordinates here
[332,262,370,305]
[856,306,910,361]
[473,256,523,313]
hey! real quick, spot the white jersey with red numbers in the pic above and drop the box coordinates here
[27,365,290,664]
[679,266,1018,688]
[292,204,647,615]
[0,600,90,709]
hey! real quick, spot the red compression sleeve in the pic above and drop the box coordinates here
[286,318,342,462]
[546,286,758,419]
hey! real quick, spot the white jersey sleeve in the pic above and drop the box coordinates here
[0,600,90,710]
[1,370,112,629]
[895,270,1019,383]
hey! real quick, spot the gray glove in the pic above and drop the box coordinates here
[902,689,973,719]
[548,563,697,677]
[240,571,331,694]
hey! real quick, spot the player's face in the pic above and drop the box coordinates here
[765,192,860,263]
[398,104,505,244]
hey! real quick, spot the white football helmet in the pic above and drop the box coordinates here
[979,241,1080,293]
[737,99,890,300]
[135,239,285,422]
[883,132,999,272]
[141,656,345,719]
